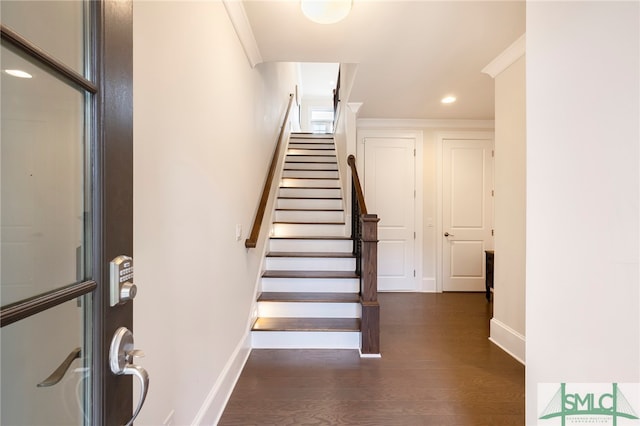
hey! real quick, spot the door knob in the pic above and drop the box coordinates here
[444,232,455,237]
[109,327,149,426]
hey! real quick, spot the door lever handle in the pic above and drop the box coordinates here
[444,232,455,237]
[37,347,81,387]
[110,327,149,426]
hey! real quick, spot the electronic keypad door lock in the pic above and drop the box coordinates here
[110,255,137,307]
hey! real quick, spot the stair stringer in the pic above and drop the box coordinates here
[246,130,293,334]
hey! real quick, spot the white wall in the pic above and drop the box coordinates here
[526,2,639,423]
[133,1,297,424]
[491,54,526,363]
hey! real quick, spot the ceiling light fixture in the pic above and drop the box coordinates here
[4,69,32,79]
[301,0,352,24]
[441,96,456,104]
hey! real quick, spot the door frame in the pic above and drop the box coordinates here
[94,1,134,424]
[357,129,424,292]
[436,131,494,293]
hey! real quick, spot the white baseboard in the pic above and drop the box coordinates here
[421,277,437,292]
[191,331,251,425]
[489,318,525,365]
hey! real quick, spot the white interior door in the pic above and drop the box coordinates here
[442,138,494,292]
[363,137,415,291]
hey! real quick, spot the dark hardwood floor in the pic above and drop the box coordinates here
[219,293,524,425]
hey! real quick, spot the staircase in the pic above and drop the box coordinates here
[251,133,362,349]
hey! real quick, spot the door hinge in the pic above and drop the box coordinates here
[413,270,416,277]
[491,190,494,196]
[492,150,495,157]
[414,189,416,198]
[414,148,416,157]
[414,231,416,239]
[491,229,494,236]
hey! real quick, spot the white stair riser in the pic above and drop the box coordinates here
[274,210,344,223]
[258,302,361,318]
[276,198,342,210]
[285,155,336,163]
[269,238,353,253]
[279,187,341,198]
[281,178,340,188]
[288,149,335,156]
[284,162,338,170]
[252,331,359,349]
[290,136,334,141]
[272,223,346,237]
[261,277,360,292]
[288,143,335,150]
[265,257,355,271]
[282,170,339,179]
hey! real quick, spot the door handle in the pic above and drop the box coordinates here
[444,232,455,237]
[37,347,82,387]
[109,327,149,426]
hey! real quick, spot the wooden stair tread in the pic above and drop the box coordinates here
[287,148,335,150]
[277,196,342,200]
[275,208,343,212]
[262,270,359,279]
[282,177,339,180]
[252,317,360,332]
[273,221,345,225]
[266,251,355,258]
[269,236,351,240]
[258,292,360,303]
[280,186,339,190]
[283,168,338,171]
[288,147,335,150]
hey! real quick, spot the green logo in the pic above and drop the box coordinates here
[540,383,639,425]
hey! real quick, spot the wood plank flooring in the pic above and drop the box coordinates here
[220,293,524,425]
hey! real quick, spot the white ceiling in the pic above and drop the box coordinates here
[242,0,525,120]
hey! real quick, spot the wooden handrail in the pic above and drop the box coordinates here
[347,155,367,215]
[245,93,295,248]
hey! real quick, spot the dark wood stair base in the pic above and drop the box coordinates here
[262,270,359,279]
[266,251,355,258]
[258,292,360,303]
[252,317,360,332]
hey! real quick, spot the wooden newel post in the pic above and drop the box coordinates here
[360,213,380,355]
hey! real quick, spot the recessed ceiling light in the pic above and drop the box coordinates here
[301,0,352,24]
[441,96,456,104]
[5,69,32,79]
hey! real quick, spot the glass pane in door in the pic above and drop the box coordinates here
[1,1,93,420]
[0,297,92,425]
[0,0,88,76]
[1,43,91,306]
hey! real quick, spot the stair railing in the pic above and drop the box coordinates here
[245,94,295,248]
[347,155,380,355]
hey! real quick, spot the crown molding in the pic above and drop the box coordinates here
[357,118,494,130]
[482,33,525,79]
[347,102,363,114]
[223,0,263,68]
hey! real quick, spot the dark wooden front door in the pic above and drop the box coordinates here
[1,1,137,424]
